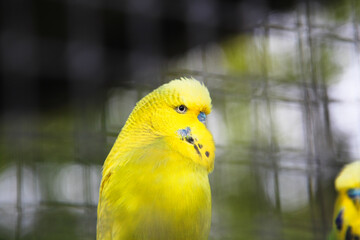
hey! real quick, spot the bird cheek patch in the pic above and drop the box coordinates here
[177,127,191,138]
[335,209,344,231]
[177,127,194,144]
[177,127,211,159]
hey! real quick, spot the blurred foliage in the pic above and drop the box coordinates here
[324,0,359,22]
[21,209,79,240]
[222,34,342,85]
[222,36,265,77]
[0,106,108,169]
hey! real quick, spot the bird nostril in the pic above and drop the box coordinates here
[197,112,206,124]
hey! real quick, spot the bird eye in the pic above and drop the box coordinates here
[176,105,187,114]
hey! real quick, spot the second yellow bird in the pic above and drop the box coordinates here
[329,161,360,240]
[97,78,215,240]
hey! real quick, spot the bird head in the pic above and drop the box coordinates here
[121,77,215,172]
[335,161,360,189]
[336,161,360,203]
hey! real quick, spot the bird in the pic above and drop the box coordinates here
[329,161,360,240]
[97,77,215,240]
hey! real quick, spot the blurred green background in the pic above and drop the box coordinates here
[1,0,360,239]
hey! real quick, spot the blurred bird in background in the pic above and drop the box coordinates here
[329,161,360,240]
[97,78,215,240]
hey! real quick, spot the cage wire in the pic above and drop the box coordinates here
[0,0,360,240]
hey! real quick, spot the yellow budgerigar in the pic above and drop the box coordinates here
[329,161,360,240]
[97,78,215,240]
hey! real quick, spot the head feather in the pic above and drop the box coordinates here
[335,161,360,191]
[158,77,212,114]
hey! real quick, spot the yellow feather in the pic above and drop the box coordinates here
[97,78,215,240]
[335,161,360,191]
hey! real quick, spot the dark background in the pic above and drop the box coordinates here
[0,0,339,114]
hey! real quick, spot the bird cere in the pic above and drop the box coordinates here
[97,77,215,240]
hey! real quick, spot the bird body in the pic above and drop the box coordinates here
[97,78,215,240]
[329,161,360,240]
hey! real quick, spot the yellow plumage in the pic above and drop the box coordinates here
[97,78,215,240]
[329,161,360,240]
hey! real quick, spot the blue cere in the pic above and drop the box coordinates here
[347,188,360,199]
[198,112,206,124]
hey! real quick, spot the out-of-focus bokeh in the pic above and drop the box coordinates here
[1,0,360,239]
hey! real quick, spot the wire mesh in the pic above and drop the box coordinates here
[1,0,360,239]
